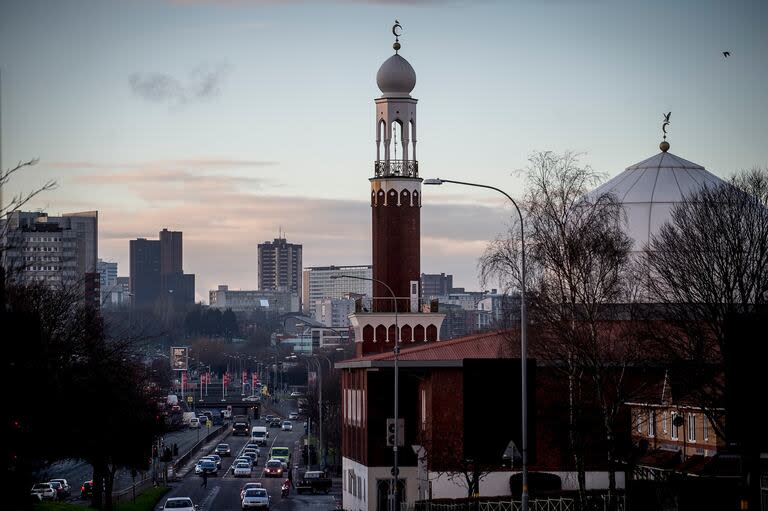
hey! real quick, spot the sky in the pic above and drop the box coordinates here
[1,0,766,302]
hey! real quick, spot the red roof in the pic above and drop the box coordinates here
[340,330,519,365]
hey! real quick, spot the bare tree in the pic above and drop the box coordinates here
[481,151,641,507]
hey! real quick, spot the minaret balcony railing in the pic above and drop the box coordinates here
[374,160,419,179]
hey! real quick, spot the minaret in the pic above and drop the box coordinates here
[371,24,420,313]
[348,22,444,356]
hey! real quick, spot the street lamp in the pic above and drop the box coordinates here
[424,177,529,511]
[331,274,400,511]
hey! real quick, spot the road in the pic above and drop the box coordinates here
[158,415,339,511]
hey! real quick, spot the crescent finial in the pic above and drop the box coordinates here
[392,20,403,53]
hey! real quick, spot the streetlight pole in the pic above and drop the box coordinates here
[424,177,529,511]
[331,274,400,511]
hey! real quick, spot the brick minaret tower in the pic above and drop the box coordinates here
[348,23,444,356]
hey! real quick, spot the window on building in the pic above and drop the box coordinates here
[662,412,668,434]
[421,389,427,431]
[688,414,696,442]
[648,410,655,437]
[703,416,709,441]
[671,413,679,440]
[636,411,643,433]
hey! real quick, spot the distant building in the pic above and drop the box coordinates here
[116,276,130,305]
[209,284,299,314]
[129,238,160,307]
[314,296,358,328]
[1,210,98,294]
[420,272,453,298]
[258,237,302,296]
[129,228,195,308]
[97,259,118,306]
[302,265,372,316]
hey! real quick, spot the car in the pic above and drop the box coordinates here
[48,481,65,499]
[31,483,56,501]
[194,460,218,476]
[269,418,282,428]
[239,452,258,467]
[189,417,201,428]
[263,459,284,477]
[263,414,275,423]
[288,411,299,420]
[215,443,231,456]
[245,443,262,454]
[233,461,253,477]
[50,478,71,498]
[161,496,197,510]
[80,480,94,499]
[243,448,260,460]
[281,420,293,431]
[243,395,259,402]
[240,482,263,500]
[241,487,270,509]
[296,470,333,495]
[233,456,251,468]
[290,391,302,397]
[202,454,222,469]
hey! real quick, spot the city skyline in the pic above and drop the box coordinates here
[1,0,766,301]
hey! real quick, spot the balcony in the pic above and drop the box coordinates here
[353,296,439,314]
[373,160,419,179]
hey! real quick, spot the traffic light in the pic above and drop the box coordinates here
[386,418,404,447]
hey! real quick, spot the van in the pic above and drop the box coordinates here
[269,446,291,469]
[251,426,268,446]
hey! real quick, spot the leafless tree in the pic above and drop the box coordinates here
[0,158,55,239]
[481,151,642,507]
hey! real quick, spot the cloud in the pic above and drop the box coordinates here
[129,63,229,106]
[50,158,278,171]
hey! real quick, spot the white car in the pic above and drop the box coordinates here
[161,496,197,510]
[189,417,200,428]
[290,391,302,397]
[31,483,56,501]
[241,487,270,509]
[281,421,293,431]
[240,482,263,500]
[288,412,299,420]
[233,461,253,477]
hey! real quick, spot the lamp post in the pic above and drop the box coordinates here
[331,274,400,511]
[424,177,529,511]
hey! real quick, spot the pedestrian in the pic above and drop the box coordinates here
[201,470,208,488]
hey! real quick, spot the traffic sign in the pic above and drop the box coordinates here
[186,395,193,403]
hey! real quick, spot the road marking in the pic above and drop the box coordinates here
[199,485,220,510]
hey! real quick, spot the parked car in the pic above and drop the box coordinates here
[296,470,333,495]
[233,462,253,478]
[50,478,71,498]
[80,480,94,499]
[31,483,56,501]
[161,496,197,510]
[263,459,284,477]
[240,482,263,500]
[215,443,231,456]
[281,420,293,431]
[48,481,65,499]
[241,487,270,509]
[288,411,299,420]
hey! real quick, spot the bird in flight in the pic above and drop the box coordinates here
[723,51,731,58]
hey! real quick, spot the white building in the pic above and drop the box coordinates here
[97,259,119,306]
[315,296,357,328]
[302,265,372,316]
[209,284,300,313]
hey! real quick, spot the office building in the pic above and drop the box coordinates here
[97,259,118,306]
[258,237,302,295]
[421,272,454,298]
[302,265,372,316]
[1,210,98,292]
[209,284,299,314]
[129,228,195,308]
[129,238,160,307]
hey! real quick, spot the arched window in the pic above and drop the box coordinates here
[426,324,438,342]
[363,325,374,342]
[375,324,387,343]
[414,325,425,342]
[401,325,412,342]
[388,324,398,342]
[391,121,404,162]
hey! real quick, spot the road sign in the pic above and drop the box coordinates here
[386,418,404,447]
[186,395,193,403]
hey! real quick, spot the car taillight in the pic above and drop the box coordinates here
[81,486,85,491]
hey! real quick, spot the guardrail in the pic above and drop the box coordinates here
[170,423,228,479]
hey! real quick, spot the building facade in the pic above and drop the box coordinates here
[420,273,453,298]
[129,238,160,307]
[129,229,195,308]
[1,210,98,293]
[97,259,118,306]
[315,296,357,328]
[209,284,300,314]
[258,237,302,296]
[303,265,372,316]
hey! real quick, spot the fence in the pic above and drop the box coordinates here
[412,494,625,511]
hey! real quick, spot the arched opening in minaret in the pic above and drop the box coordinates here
[409,119,416,161]
[391,120,404,162]
[377,119,386,161]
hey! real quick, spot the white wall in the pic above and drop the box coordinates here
[342,457,421,511]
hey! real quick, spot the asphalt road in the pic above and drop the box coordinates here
[158,418,339,511]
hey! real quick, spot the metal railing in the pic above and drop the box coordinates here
[353,296,438,314]
[412,495,625,511]
[374,160,419,178]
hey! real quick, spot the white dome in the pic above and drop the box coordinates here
[376,54,416,97]
[591,150,727,251]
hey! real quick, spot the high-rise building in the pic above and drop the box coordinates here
[97,259,118,306]
[1,210,98,293]
[258,237,302,295]
[159,228,182,274]
[302,265,372,316]
[129,238,160,307]
[421,272,453,298]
